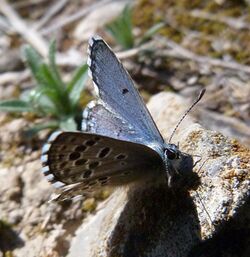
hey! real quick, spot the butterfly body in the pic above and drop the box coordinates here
[41,36,193,200]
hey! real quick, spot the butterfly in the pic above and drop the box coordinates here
[41,36,204,201]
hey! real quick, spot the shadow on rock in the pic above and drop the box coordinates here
[107,157,202,257]
[188,196,250,257]
[0,220,24,253]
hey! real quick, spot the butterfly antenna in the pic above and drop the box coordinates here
[195,190,214,229]
[169,89,206,143]
[195,158,214,230]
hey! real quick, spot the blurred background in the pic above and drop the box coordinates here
[0,0,249,256]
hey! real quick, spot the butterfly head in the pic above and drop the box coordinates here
[164,144,180,161]
[162,143,199,190]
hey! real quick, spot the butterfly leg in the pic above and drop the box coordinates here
[192,154,202,168]
[50,182,97,201]
[165,160,177,188]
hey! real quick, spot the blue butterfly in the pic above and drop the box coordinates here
[41,36,204,200]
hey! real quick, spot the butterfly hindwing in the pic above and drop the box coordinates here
[82,100,143,143]
[41,131,163,191]
[87,36,164,145]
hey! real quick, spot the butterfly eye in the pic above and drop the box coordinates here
[165,148,178,160]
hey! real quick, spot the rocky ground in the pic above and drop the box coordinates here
[0,0,249,257]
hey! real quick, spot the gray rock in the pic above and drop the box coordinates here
[67,92,250,257]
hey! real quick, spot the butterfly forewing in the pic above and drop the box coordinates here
[87,36,164,145]
[41,132,163,190]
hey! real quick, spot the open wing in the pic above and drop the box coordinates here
[86,36,164,146]
[41,131,163,200]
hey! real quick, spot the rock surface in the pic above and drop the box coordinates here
[0,92,249,257]
[67,92,250,257]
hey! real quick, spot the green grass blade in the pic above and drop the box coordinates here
[40,65,67,102]
[122,6,134,47]
[40,64,61,90]
[33,81,67,115]
[106,5,134,49]
[29,88,58,115]
[24,45,58,90]
[39,64,69,112]
[67,63,88,107]
[24,44,65,92]
[139,22,165,45]
[23,45,43,83]
[0,99,32,112]
[49,40,65,89]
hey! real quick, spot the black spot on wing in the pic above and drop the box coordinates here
[75,159,87,166]
[69,152,81,161]
[115,154,127,160]
[98,147,111,158]
[75,145,87,152]
[85,140,96,146]
[122,88,129,95]
[83,170,92,178]
[89,161,100,169]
